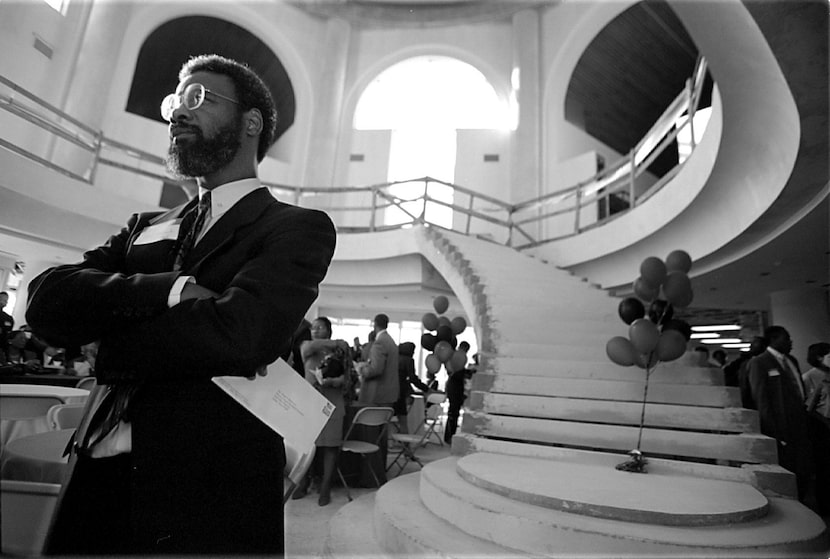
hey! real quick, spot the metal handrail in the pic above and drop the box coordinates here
[0,56,709,250]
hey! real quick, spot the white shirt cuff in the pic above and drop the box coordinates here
[168,275,195,307]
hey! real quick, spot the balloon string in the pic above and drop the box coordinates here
[636,354,653,451]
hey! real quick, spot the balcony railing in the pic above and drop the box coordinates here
[0,57,709,250]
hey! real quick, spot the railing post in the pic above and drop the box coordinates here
[370,187,378,232]
[87,131,104,185]
[420,178,428,224]
[687,77,696,149]
[628,150,636,208]
[465,194,474,235]
[573,186,582,234]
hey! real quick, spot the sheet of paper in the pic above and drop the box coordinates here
[212,359,334,448]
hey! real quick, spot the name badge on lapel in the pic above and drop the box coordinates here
[133,219,182,245]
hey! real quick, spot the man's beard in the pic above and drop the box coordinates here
[166,119,242,178]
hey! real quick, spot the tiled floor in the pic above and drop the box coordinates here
[285,438,452,558]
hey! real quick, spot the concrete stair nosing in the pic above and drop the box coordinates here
[418,457,828,555]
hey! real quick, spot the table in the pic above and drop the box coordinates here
[1,384,88,450]
[1,429,73,484]
[0,373,84,387]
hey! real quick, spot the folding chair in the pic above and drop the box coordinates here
[387,421,433,477]
[423,392,447,446]
[335,406,394,502]
[45,403,86,431]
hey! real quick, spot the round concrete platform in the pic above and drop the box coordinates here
[456,453,770,526]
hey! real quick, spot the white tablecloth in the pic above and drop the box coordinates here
[1,384,88,452]
[1,429,72,484]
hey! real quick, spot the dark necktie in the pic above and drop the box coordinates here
[173,191,211,271]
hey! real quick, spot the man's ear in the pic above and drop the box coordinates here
[245,108,263,137]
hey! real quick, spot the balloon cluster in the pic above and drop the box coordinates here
[606,250,694,369]
[420,295,467,374]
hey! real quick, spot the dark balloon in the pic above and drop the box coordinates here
[450,316,467,335]
[640,256,667,287]
[433,296,449,314]
[420,333,437,351]
[656,330,687,362]
[666,250,692,273]
[618,297,646,325]
[629,318,661,354]
[633,276,659,302]
[422,312,439,331]
[606,336,637,367]
[663,271,693,308]
[647,299,674,325]
[662,319,692,341]
[436,325,453,343]
[434,341,453,363]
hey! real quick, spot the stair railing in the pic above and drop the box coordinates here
[0,56,708,248]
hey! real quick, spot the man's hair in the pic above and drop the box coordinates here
[764,325,789,344]
[0,291,7,296]
[458,341,471,352]
[373,313,389,329]
[179,54,278,162]
[314,316,333,332]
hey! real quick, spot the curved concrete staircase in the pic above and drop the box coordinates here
[325,226,828,557]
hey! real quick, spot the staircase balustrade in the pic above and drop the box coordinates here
[0,57,708,250]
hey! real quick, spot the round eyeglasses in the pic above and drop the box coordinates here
[160,83,240,121]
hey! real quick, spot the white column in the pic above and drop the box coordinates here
[510,8,542,205]
[304,17,351,187]
[769,287,830,368]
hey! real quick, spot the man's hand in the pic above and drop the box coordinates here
[180,283,219,301]
[246,365,268,381]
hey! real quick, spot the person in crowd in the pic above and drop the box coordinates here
[709,348,727,368]
[356,313,399,479]
[444,341,470,444]
[748,326,812,502]
[284,318,311,377]
[360,329,376,362]
[351,336,363,361]
[803,341,830,515]
[736,336,768,409]
[0,291,13,363]
[295,316,349,506]
[692,345,710,366]
[26,54,336,555]
[803,342,830,416]
[393,341,417,433]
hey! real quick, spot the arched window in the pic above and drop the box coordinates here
[354,56,509,227]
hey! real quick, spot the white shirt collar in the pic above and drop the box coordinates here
[198,178,263,221]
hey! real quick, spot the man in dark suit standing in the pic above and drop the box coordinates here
[748,325,812,501]
[26,55,336,555]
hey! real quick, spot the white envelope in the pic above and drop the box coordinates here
[133,219,182,245]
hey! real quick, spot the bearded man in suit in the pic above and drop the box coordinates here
[748,325,812,502]
[26,55,336,555]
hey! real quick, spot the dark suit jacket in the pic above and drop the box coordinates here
[27,188,335,553]
[748,349,811,490]
[359,329,399,405]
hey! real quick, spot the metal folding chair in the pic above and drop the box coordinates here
[283,441,316,505]
[422,392,447,446]
[335,406,394,501]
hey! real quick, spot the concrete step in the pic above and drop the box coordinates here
[473,372,741,407]
[371,472,525,558]
[419,456,828,556]
[449,434,798,498]
[482,356,725,384]
[462,410,777,464]
[469,392,759,433]
[323,491,390,559]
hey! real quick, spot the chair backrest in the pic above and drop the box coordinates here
[1,480,61,556]
[75,377,97,391]
[0,395,65,420]
[426,391,446,405]
[343,406,394,442]
[283,441,316,505]
[45,403,86,431]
